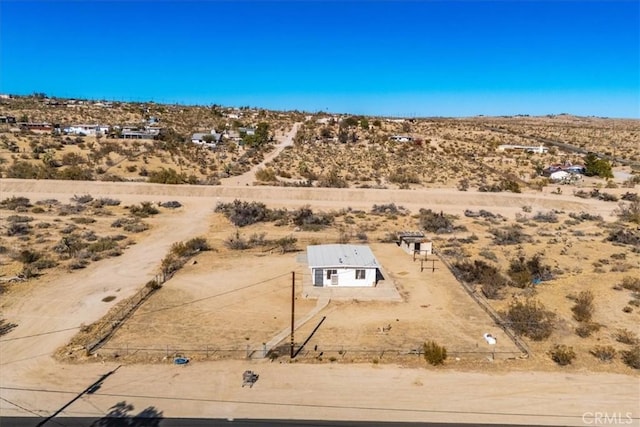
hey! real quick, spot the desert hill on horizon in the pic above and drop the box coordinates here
[1,93,638,189]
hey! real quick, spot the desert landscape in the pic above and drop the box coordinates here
[1,95,639,425]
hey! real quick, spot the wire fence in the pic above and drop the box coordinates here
[435,250,530,357]
[83,271,169,354]
[95,343,525,363]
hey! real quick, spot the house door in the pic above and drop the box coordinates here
[415,242,421,252]
[314,269,323,286]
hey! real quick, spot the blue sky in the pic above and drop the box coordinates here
[1,1,638,117]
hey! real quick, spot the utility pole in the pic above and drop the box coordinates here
[290,271,295,359]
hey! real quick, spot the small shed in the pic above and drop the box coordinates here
[397,232,432,256]
[307,244,380,287]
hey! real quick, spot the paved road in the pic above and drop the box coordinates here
[2,417,563,427]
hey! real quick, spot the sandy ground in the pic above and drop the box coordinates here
[1,177,639,425]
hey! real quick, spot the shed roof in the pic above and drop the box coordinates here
[307,244,379,269]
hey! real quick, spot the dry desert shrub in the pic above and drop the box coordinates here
[621,346,640,370]
[590,345,616,362]
[606,228,640,249]
[423,340,447,366]
[0,196,32,210]
[215,200,276,227]
[128,201,159,218]
[452,259,507,299]
[615,328,639,345]
[255,167,277,182]
[571,290,595,323]
[490,225,531,245]
[503,299,555,341]
[620,276,640,292]
[575,323,601,338]
[615,200,640,224]
[549,344,576,366]
[418,209,455,234]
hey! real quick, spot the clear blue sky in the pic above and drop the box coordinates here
[1,1,638,118]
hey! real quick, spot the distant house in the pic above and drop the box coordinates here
[238,127,256,136]
[191,130,222,147]
[65,124,109,136]
[497,144,548,154]
[18,122,54,132]
[307,244,381,287]
[225,130,242,141]
[390,135,412,142]
[121,126,160,139]
[397,232,432,257]
[543,162,586,177]
[0,115,16,124]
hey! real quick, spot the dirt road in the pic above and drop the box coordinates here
[0,177,637,425]
[219,122,301,187]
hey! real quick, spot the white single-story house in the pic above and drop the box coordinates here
[120,126,160,139]
[390,135,412,142]
[497,144,548,154]
[65,124,110,136]
[307,244,381,287]
[397,232,432,256]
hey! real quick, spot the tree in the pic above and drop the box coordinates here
[584,153,613,178]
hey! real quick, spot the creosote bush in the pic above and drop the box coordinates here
[128,202,159,218]
[571,290,595,322]
[215,200,277,227]
[452,259,507,299]
[575,323,601,338]
[423,340,447,366]
[161,236,210,275]
[549,344,576,366]
[490,225,530,245]
[590,345,616,362]
[0,196,32,210]
[615,328,639,345]
[621,345,640,370]
[419,209,454,233]
[620,276,640,292]
[503,299,555,341]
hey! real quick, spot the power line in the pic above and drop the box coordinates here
[2,385,631,421]
[0,272,292,344]
[0,326,81,343]
[0,396,44,418]
[132,272,291,317]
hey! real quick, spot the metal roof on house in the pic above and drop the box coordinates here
[307,244,379,269]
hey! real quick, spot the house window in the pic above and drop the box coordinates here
[355,269,366,280]
[326,269,337,279]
